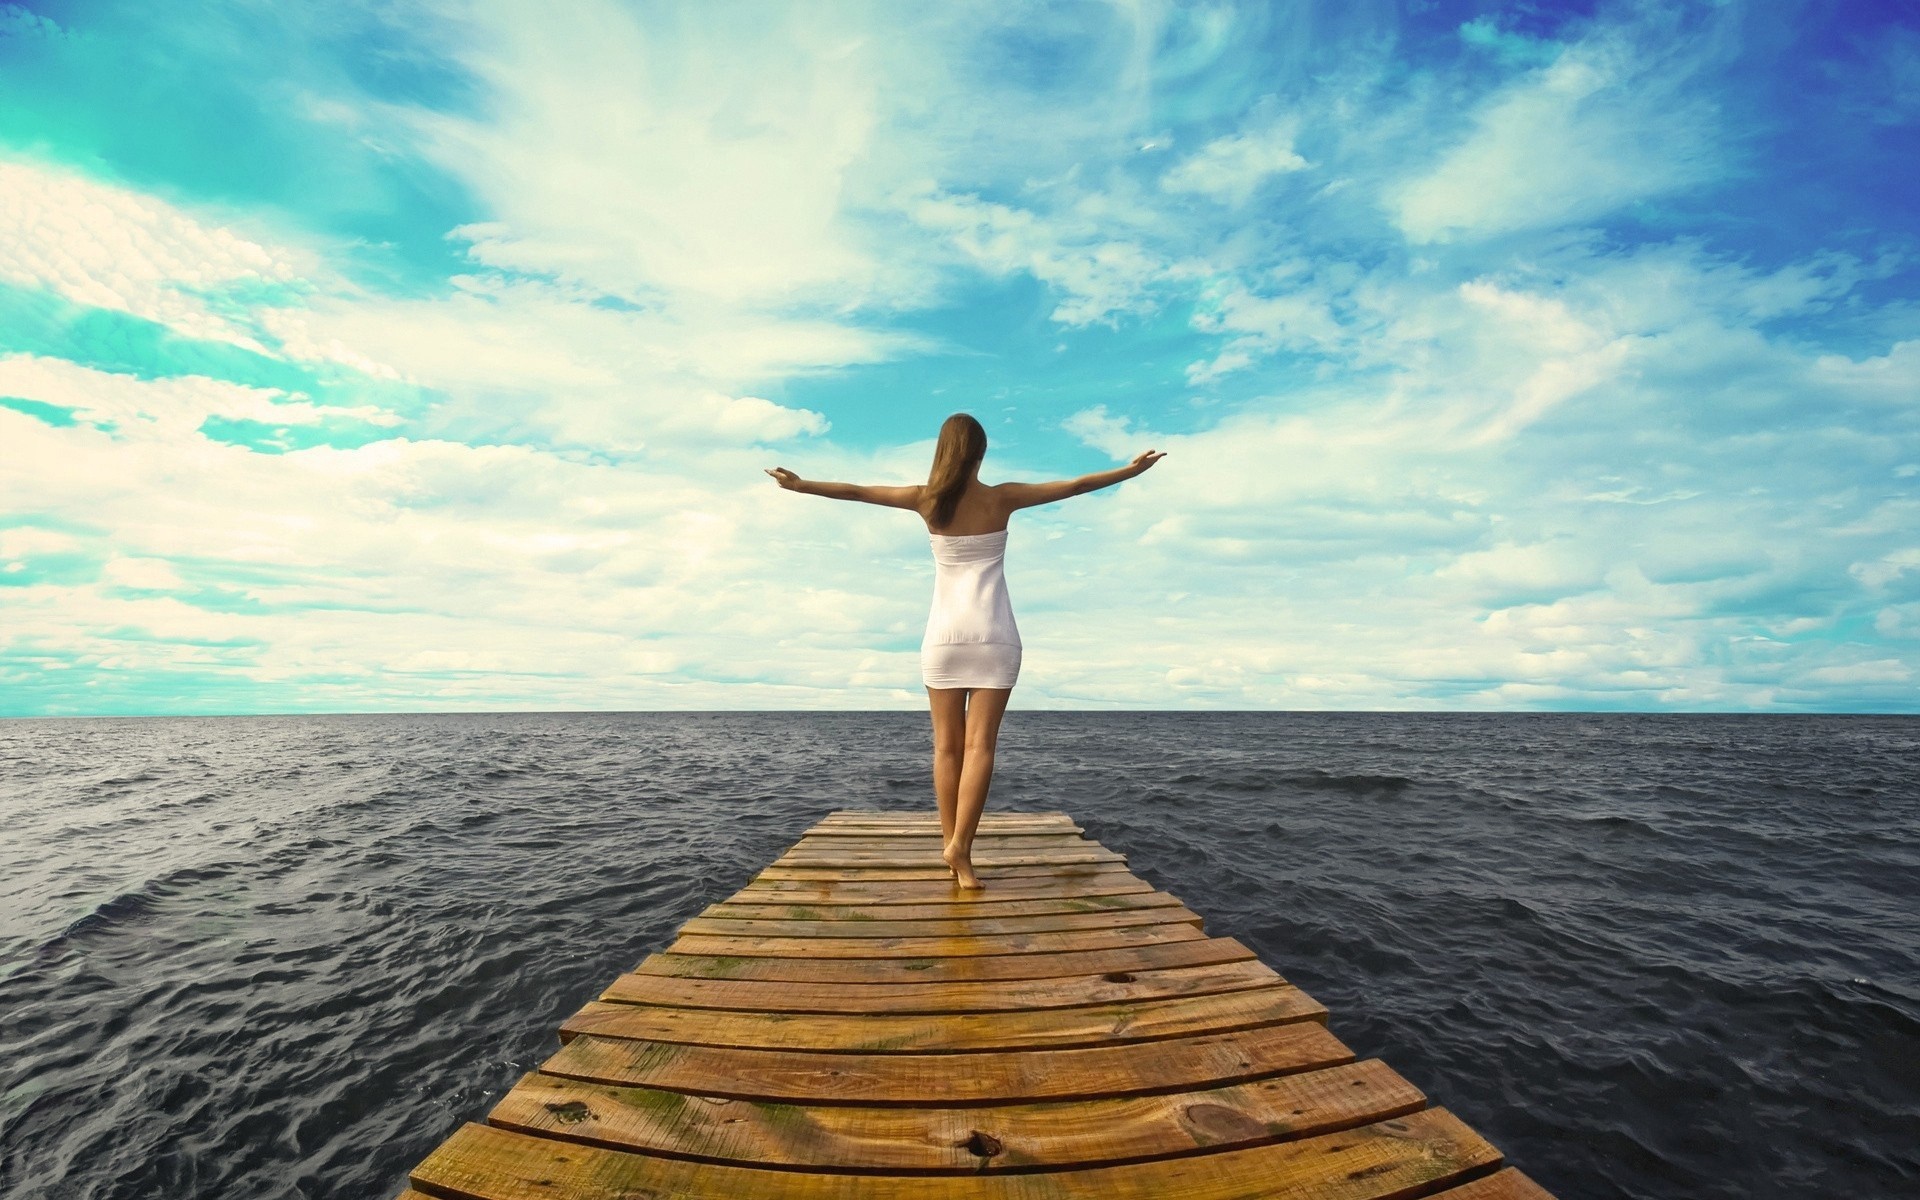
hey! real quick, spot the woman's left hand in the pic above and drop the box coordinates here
[765,467,802,489]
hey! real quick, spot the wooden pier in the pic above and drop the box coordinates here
[400,810,1556,1199]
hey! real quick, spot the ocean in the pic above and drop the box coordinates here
[0,711,1914,1199]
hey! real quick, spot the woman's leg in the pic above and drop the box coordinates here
[943,686,1012,890]
[926,686,968,850]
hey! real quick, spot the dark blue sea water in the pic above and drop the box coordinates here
[0,712,1915,1199]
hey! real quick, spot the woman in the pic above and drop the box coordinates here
[766,412,1164,889]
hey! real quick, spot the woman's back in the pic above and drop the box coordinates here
[923,478,1007,536]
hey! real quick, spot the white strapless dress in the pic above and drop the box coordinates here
[921,529,1022,690]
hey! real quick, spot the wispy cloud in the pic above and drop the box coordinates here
[1390,20,1727,243]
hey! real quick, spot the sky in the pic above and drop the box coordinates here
[1,0,1916,715]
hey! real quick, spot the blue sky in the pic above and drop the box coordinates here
[1,0,1916,714]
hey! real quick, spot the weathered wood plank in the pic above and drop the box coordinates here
[795,834,1089,849]
[814,810,1075,817]
[702,889,1182,923]
[1430,1169,1561,1199]
[486,1057,1424,1173]
[676,904,1201,941]
[413,1108,1500,1199]
[776,848,1123,868]
[542,1022,1356,1105]
[601,959,1283,1014]
[558,985,1327,1052]
[664,921,1208,960]
[633,936,1259,984]
[805,823,1080,835]
[802,830,1081,837]
[753,862,1131,883]
[730,872,1154,906]
[802,829,1090,837]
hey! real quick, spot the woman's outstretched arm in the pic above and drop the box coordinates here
[764,468,924,510]
[997,449,1166,512]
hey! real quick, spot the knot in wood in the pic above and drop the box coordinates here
[961,1130,1004,1159]
[1100,971,1137,983]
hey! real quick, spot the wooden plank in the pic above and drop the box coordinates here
[783,839,1098,855]
[601,959,1284,1014]
[783,833,1098,852]
[791,833,1092,851]
[754,862,1131,883]
[676,904,1202,941]
[803,830,1083,837]
[802,829,1090,837]
[412,1107,1500,1199]
[486,1057,1424,1173]
[558,985,1327,1052]
[1431,1170,1561,1200]
[730,872,1155,906]
[664,921,1208,960]
[807,821,1079,835]
[633,936,1259,984]
[813,810,1072,818]
[541,1013,1351,1098]
[775,848,1124,868]
[542,1021,1356,1105]
[797,830,1087,842]
[701,890,1183,922]
[814,810,1082,817]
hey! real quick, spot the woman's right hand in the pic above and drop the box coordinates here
[1130,449,1167,475]
[765,467,802,490]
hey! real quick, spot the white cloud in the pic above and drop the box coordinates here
[1060,404,1146,457]
[1434,540,1607,602]
[396,2,900,308]
[1850,548,1920,590]
[1455,280,1635,441]
[1803,659,1912,685]
[1186,268,1353,382]
[256,277,860,450]
[0,157,309,352]
[0,527,80,559]
[100,557,188,590]
[1390,39,1722,243]
[1161,123,1310,205]
[906,189,1169,326]
[0,353,398,435]
[704,394,829,443]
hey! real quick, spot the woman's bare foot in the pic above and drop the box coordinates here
[942,839,984,890]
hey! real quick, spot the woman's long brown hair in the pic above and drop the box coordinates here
[926,413,987,530]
